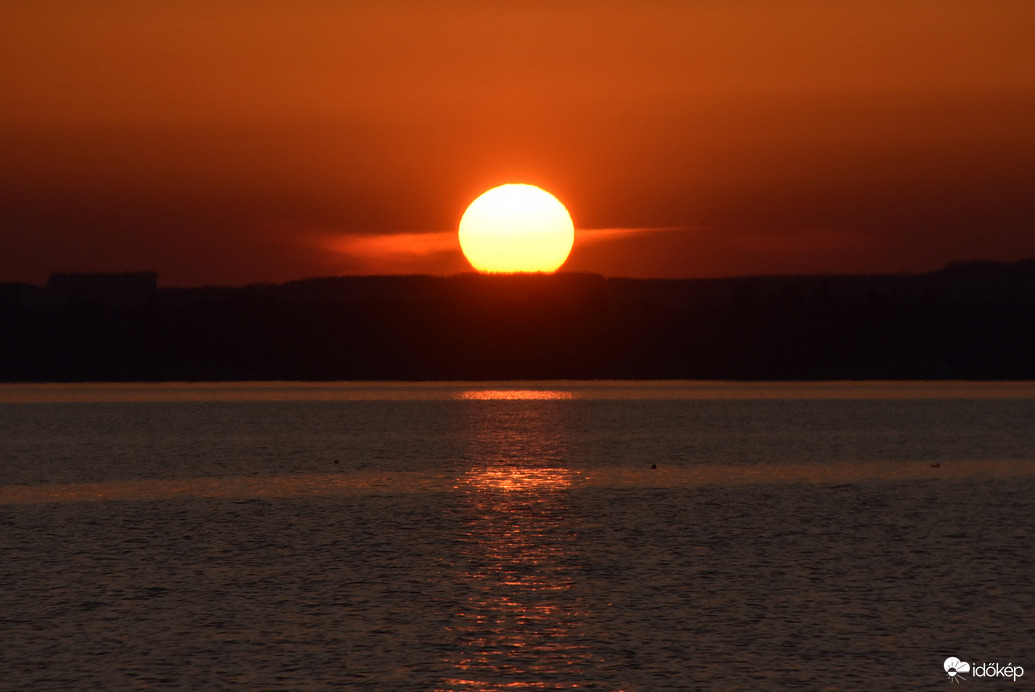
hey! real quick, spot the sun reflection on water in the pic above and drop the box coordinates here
[456,389,577,401]
[462,466,575,493]
[440,397,597,691]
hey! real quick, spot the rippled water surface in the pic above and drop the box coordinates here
[1,382,1033,690]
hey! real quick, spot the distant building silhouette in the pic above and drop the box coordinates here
[47,272,157,306]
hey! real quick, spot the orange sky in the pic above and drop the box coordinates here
[2,1,1034,285]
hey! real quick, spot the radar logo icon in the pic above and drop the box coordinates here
[944,657,970,683]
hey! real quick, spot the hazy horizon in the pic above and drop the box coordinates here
[4,256,1026,291]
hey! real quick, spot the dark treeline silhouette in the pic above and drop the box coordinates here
[2,261,1034,381]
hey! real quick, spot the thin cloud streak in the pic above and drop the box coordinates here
[575,227,696,243]
[315,231,467,275]
[327,231,459,258]
[316,227,694,277]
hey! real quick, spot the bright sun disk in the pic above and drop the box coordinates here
[458,184,574,273]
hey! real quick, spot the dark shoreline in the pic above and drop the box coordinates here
[3,260,1034,382]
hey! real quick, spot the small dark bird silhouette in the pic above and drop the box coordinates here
[651,464,657,469]
[931,463,940,468]
[334,459,339,464]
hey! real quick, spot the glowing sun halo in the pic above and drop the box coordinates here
[458,184,575,273]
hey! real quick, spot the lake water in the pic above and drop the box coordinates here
[1,381,1033,690]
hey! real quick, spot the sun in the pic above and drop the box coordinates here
[458,184,575,273]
